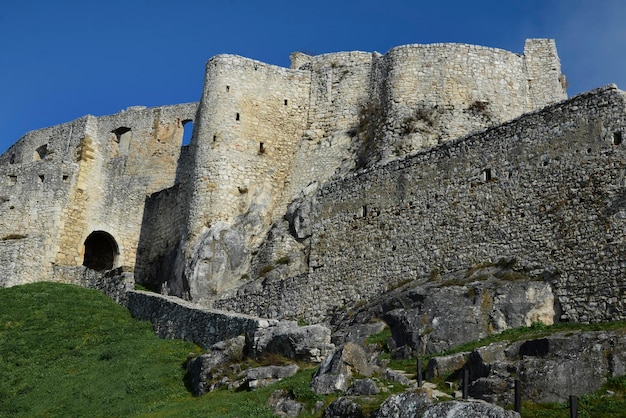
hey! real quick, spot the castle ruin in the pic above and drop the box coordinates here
[4,39,623,326]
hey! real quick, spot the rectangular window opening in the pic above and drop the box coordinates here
[284,99,288,106]
[483,168,492,182]
[236,113,240,121]
[259,142,265,154]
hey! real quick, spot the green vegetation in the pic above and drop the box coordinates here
[2,283,625,417]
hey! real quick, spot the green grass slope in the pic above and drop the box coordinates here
[2,282,626,418]
[0,282,206,416]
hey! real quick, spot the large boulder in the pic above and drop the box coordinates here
[311,342,373,394]
[251,320,335,362]
[324,397,366,418]
[380,269,554,356]
[424,330,626,405]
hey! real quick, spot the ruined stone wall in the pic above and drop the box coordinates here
[0,118,89,286]
[0,103,196,286]
[284,51,374,204]
[133,183,188,293]
[215,86,626,324]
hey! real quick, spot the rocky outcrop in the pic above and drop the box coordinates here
[374,389,519,418]
[186,336,247,395]
[374,389,432,417]
[311,342,374,394]
[335,264,555,357]
[426,329,626,405]
[238,364,300,389]
[267,389,304,417]
[251,320,335,362]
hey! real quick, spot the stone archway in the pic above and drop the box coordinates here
[82,231,119,271]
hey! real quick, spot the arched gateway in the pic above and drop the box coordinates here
[82,231,119,271]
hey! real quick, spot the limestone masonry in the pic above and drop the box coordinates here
[5,39,624,326]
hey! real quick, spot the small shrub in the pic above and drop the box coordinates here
[258,264,274,277]
[1,234,27,240]
[275,256,291,265]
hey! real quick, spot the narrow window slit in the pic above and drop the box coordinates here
[259,142,265,154]
[613,131,622,145]
[236,113,240,121]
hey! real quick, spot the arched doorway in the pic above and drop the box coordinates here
[83,231,119,271]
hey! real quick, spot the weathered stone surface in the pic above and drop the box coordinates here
[268,389,304,417]
[375,388,432,417]
[433,330,626,405]
[347,378,380,395]
[126,290,275,350]
[421,400,519,418]
[332,321,388,346]
[311,342,373,394]
[186,336,246,396]
[380,369,413,386]
[380,271,554,356]
[324,397,366,418]
[426,352,470,380]
[239,364,299,389]
[252,320,334,362]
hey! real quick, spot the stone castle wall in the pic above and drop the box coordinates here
[186,55,311,240]
[0,40,576,322]
[214,86,626,324]
[0,104,196,287]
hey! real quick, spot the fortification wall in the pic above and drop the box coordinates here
[187,55,310,240]
[0,117,88,285]
[215,86,626,324]
[133,183,188,293]
[53,104,196,270]
[284,51,375,203]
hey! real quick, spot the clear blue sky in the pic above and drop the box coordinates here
[1,0,625,154]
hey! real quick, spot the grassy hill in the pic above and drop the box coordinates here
[0,282,306,417]
[2,282,626,417]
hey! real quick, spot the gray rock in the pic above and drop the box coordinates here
[421,400,519,417]
[347,378,380,395]
[425,352,469,380]
[240,364,299,389]
[381,368,413,386]
[268,389,304,417]
[375,388,432,417]
[441,330,626,405]
[380,273,554,356]
[312,342,373,394]
[332,321,388,346]
[516,331,626,403]
[252,320,335,362]
[285,182,318,240]
[186,335,247,395]
[324,397,366,418]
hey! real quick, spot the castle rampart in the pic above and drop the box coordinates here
[0,40,577,323]
[214,85,626,324]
